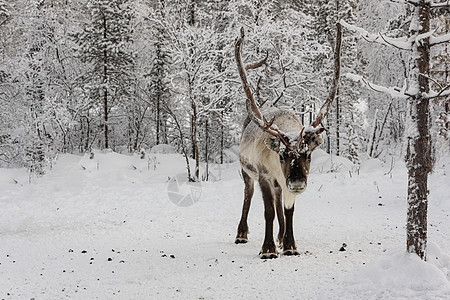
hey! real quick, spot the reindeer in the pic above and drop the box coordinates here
[234,25,342,259]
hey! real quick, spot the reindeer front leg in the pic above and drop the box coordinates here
[259,177,278,259]
[281,192,299,255]
[283,203,300,256]
[235,169,254,244]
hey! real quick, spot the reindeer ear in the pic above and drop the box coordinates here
[264,137,281,153]
[307,132,324,152]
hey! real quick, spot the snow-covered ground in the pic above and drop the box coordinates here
[0,149,449,299]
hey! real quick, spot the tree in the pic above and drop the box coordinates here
[155,0,234,181]
[313,0,364,163]
[431,7,450,142]
[0,1,9,26]
[74,0,134,150]
[342,0,450,260]
[356,0,410,159]
[0,0,81,171]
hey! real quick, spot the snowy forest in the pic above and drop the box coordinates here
[1,0,450,298]
[0,0,448,173]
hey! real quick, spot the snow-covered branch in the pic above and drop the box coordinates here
[430,32,450,46]
[389,0,421,6]
[391,0,450,8]
[345,73,411,99]
[431,1,450,8]
[341,19,450,49]
[340,20,411,50]
[347,72,450,100]
[426,84,450,99]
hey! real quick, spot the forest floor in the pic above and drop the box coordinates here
[0,149,449,299]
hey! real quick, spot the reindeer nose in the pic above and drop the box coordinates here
[287,180,307,193]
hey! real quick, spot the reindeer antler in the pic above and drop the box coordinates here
[300,23,342,147]
[235,27,293,149]
[311,23,342,129]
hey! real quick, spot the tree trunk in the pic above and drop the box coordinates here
[220,111,224,164]
[326,112,331,154]
[156,92,161,145]
[336,88,340,156]
[376,101,393,153]
[103,86,108,149]
[406,1,432,261]
[368,109,378,157]
[103,14,109,149]
[205,119,209,181]
[162,115,168,144]
[167,107,192,181]
[191,100,200,181]
[156,42,162,145]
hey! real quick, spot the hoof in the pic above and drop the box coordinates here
[283,249,300,256]
[235,237,248,244]
[260,252,278,259]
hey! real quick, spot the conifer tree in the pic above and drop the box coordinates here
[74,0,134,149]
[148,0,170,146]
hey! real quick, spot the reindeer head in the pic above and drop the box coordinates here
[265,128,324,193]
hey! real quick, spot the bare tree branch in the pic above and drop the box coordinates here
[245,51,268,71]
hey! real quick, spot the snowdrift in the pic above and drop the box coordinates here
[0,150,448,299]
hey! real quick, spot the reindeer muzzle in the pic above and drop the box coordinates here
[287,180,307,194]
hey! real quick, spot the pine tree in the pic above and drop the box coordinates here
[147,0,170,146]
[74,0,134,150]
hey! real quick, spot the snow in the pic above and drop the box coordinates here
[344,244,450,299]
[150,144,177,154]
[339,20,411,50]
[0,151,449,299]
[427,87,450,99]
[310,148,355,173]
[345,73,410,99]
[213,146,239,163]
